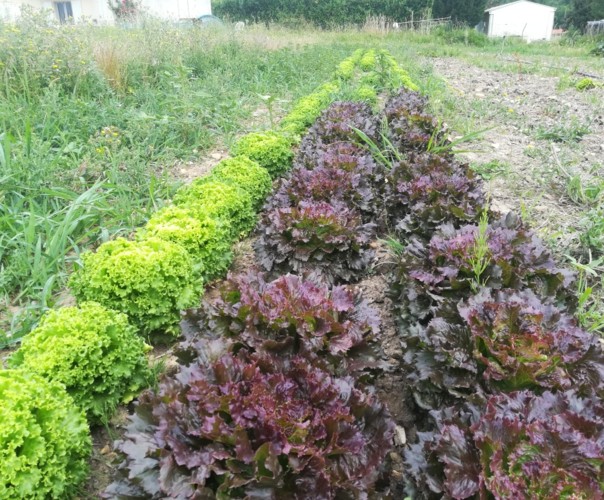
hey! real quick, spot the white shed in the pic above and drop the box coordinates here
[0,0,212,24]
[483,1,556,42]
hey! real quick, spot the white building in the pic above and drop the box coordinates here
[0,0,212,24]
[483,0,556,42]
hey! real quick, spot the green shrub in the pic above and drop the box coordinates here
[209,156,272,209]
[281,82,340,134]
[173,180,256,238]
[0,370,91,499]
[9,302,152,423]
[138,205,233,281]
[69,238,201,336]
[231,131,295,178]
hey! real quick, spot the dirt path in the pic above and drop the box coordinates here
[430,57,604,256]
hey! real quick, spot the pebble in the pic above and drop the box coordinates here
[394,425,407,446]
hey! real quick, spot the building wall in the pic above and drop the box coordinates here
[0,0,42,20]
[0,0,212,22]
[487,1,555,41]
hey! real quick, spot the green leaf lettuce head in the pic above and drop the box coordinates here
[69,237,201,336]
[0,370,91,500]
[9,302,152,423]
[208,156,272,209]
[173,179,256,238]
[232,131,295,178]
[138,205,232,281]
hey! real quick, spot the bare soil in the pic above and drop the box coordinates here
[431,57,604,255]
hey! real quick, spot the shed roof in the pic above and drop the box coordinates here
[485,1,556,13]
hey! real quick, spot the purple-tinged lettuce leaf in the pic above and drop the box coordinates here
[474,390,604,499]
[384,89,444,153]
[390,213,576,333]
[401,288,604,413]
[298,101,380,157]
[200,271,384,376]
[404,402,482,499]
[461,288,604,395]
[382,153,486,239]
[105,344,394,499]
[255,200,376,285]
[266,165,378,221]
[405,391,604,499]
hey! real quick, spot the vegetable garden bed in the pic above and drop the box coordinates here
[2,48,604,499]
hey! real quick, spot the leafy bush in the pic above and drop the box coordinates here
[173,180,256,238]
[384,88,442,153]
[201,272,382,374]
[209,156,273,209]
[384,153,486,238]
[69,238,201,336]
[9,302,152,423]
[255,201,376,284]
[105,346,394,499]
[576,77,598,91]
[406,390,604,499]
[267,165,378,221]
[281,82,340,135]
[401,288,604,411]
[390,214,575,335]
[138,205,233,281]
[0,370,91,499]
[591,41,604,57]
[231,131,295,178]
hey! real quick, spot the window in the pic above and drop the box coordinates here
[54,2,73,24]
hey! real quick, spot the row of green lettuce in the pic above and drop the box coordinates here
[0,49,416,499]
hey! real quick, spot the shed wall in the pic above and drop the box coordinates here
[488,1,555,41]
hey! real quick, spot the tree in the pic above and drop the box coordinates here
[433,0,487,26]
[568,0,604,30]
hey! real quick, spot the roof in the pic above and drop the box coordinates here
[485,1,556,13]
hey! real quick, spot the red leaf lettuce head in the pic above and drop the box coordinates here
[255,200,376,285]
[400,288,604,413]
[266,164,378,221]
[104,343,395,499]
[405,390,604,499]
[474,390,604,499]
[390,213,575,330]
[298,101,380,155]
[384,89,444,153]
[200,271,384,376]
[384,153,487,239]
